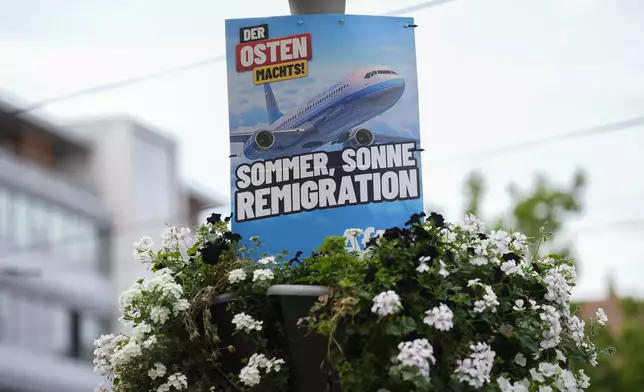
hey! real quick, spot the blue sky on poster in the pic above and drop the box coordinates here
[1,0,644,299]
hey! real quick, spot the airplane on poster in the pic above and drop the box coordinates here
[230,66,421,161]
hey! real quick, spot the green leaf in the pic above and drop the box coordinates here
[400,316,418,335]
[386,323,403,336]
[401,369,418,381]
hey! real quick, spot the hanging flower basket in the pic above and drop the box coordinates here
[92,212,611,392]
[267,284,332,392]
[210,292,256,375]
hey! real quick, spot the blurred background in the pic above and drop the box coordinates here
[0,0,643,391]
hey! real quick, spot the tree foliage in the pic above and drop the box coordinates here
[461,169,586,262]
[460,169,644,391]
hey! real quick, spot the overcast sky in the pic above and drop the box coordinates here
[1,0,643,300]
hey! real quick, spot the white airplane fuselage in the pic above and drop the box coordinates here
[242,66,406,160]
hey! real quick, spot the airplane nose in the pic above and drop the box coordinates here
[391,77,405,93]
[385,77,405,100]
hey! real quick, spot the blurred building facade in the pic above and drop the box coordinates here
[578,279,623,333]
[0,101,221,392]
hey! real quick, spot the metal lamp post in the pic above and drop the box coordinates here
[288,0,346,14]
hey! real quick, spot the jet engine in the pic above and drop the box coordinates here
[243,130,275,159]
[343,128,375,149]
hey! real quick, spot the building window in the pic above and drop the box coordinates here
[0,185,103,269]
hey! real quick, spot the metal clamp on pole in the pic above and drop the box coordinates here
[288,0,346,14]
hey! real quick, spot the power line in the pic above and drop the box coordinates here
[429,115,644,165]
[8,0,453,116]
[8,56,225,116]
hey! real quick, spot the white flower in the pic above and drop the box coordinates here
[232,313,263,333]
[264,357,286,373]
[228,268,247,283]
[501,260,523,276]
[173,298,190,315]
[416,261,430,273]
[577,369,590,388]
[514,353,527,367]
[419,256,431,264]
[423,303,454,331]
[253,268,274,282]
[555,349,566,363]
[497,377,513,392]
[371,290,403,316]
[118,282,144,319]
[393,339,436,379]
[440,228,457,243]
[530,367,545,382]
[498,377,529,392]
[489,230,512,254]
[143,336,157,348]
[148,362,167,380]
[539,387,553,392]
[161,226,191,249]
[555,368,578,391]
[538,362,559,377]
[463,213,486,233]
[239,353,285,387]
[540,305,562,349]
[93,334,127,377]
[579,342,598,366]
[513,299,525,311]
[511,232,529,253]
[158,373,188,392]
[473,285,500,313]
[438,259,450,277]
[151,306,171,325]
[121,268,190,323]
[454,342,496,388]
[596,308,608,327]
[467,278,481,287]
[239,365,261,387]
[111,339,142,367]
[258,256,276,265]
[473,239,489,257]
[471,256,489,266]
[542,266,572,306]
[132,322,151,342]
[568,315,585,346]
[133,236,154,262]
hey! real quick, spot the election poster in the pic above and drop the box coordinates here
[224,14,423,257]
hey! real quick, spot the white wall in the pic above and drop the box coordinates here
[74,118,188,334]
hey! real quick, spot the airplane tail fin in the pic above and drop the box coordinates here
[264,83,283,125]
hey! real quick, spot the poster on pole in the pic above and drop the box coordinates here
[225,14,423,257]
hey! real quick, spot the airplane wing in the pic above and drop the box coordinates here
[370,133,421,147]
[329,128,421,149]
[229,128,307,144]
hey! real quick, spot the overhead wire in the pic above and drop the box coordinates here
[7,0,455,116]
[429,115,644,165]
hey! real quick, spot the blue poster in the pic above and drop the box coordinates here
[225,14,423,256]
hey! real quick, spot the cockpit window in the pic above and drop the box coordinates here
[364,70,398,78]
